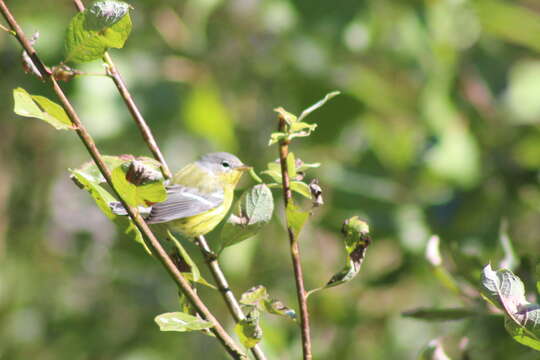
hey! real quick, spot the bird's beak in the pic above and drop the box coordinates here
[235,165,252,172]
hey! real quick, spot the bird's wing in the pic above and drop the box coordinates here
[146,184,224,224]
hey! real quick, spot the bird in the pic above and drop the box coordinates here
[113,152,251,237]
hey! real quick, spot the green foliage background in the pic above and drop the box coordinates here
[1,0,540,359]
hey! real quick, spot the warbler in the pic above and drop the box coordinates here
[145,152,251,237]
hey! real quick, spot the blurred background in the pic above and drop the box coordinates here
[1,0,540,359]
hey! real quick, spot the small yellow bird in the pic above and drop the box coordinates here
[144,152,250,237]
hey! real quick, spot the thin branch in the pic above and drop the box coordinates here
[277,115,312,360]
[0,3,246,359]
[0,21,14,34]
[196,236,268,360]
[72,0,172,180]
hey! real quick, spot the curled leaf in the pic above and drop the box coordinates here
[308,216,371,297]
[239,285,296,322]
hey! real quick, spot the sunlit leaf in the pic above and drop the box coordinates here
[220,185,274,249]
[297,91,340,122]
[111,163,166,208]
[274,107,297,124]
[13,88,73,130]
[480,264,540,351]
[285,202,309,238]
[290,181,312,199]
[154,312,213,332]
[235,313,262,348]
[286,152,296,179]
[308,216,370,296]
[239,285,296,322]
[65,1,132,63]
[70,169,151,254]
[261,162,282,182]
[268,132,288,146]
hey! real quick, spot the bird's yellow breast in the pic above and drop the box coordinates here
[167,187,234,237]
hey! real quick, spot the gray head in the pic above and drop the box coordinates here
[196,152,249,174]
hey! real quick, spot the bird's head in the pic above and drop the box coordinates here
[197,152,251,188]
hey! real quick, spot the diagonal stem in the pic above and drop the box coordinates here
[196,236,268,360]
[277,115,312,360]
[0,2,246,359]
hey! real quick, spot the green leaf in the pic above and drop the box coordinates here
[261,162,282,182]
[168,231,201,282]
[13,88,73,130]
[297,91,340,122]
[167,231,215,288]
[505,315,540,351]
[111,163,166,208]
[296,161,321,172]
[268,132,288,146]
[274,107,297,124]
[65,1,132,63]
[235,314,262,349]
[290,181,312,199]
[308,216,371,297]
[285,202,309,238]
[480,264,526,311]
[70,169,151,254]
[402,307,477,321]
[154,312,213,332]
[220,185,274,250]
[286,152,296,179]
[239,285,296,322]
[480,264,540,351]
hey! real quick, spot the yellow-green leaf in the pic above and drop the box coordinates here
[13,88,73,130]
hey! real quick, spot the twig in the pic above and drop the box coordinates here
[277,115,312,360]
[196,236,268,360]
[72,0,172,180]
[0,21,14,34]
[0,2,246,359]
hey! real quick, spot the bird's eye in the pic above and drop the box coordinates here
[221,161,231,169]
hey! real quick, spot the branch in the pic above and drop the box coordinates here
[72,0,172,180]
[277,115,312,360]
[70,2,267,359]
[0,2,245,359]
[196,236,268,360]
